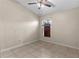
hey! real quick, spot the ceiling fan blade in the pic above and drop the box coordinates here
[47,1,55,7]
[44,4,51,7]
[28,3,37,5]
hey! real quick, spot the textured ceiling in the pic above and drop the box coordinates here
[16,0,79,16]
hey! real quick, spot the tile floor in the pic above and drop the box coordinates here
[0,40,79,58]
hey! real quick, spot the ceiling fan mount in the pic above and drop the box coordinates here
[28,0,55,9]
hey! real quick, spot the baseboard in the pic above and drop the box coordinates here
[0,40,38,53]
[53,41,79,50]
[40,39,79,50]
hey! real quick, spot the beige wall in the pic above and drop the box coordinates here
[40,8,79,49]
[0,0,39,52]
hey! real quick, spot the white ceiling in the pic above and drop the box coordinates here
[16,0,79,16]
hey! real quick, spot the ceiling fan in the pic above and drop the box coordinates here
[28,0,55,9]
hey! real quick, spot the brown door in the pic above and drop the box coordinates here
[44,23,50,37]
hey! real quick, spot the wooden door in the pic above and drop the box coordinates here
[44,23,50,37]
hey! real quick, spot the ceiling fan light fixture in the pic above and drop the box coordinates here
[37,3,45,7]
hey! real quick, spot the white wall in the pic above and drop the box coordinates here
[40,8,79,49]
[0,0,39,52]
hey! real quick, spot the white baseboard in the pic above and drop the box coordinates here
[0,40,38,53]
[41,39,79,50]
[53,41,79,50]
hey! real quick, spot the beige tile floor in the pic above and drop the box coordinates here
[0,40,79,58]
